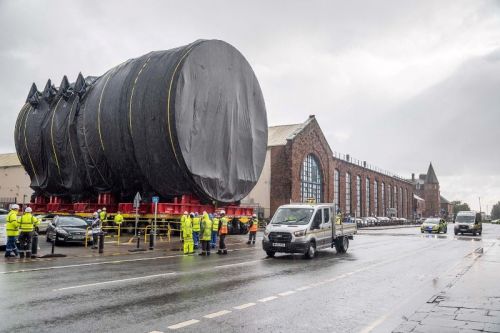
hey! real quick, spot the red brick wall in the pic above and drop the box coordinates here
[268,116,415,219]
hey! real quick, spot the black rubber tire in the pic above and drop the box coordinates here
[335,237,349,254]
[444,228,447,233]
[473,232,476,236]
[304,242,316,259]
[266,251,275,258]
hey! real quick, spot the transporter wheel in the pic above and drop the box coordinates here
[266,251,275,258]
[473,232,476,236]
[304,242,316,259]
[335,237,349,254]
[444,227,447,233]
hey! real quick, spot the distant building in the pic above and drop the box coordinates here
[440,196,453,220]
[243,116,414,219]
[413,194,425,219]
[0,153,32,208]
[410,163,441,217]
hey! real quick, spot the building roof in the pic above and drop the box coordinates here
[414,194,425,201]
[425,163,439,184]
[440,195,450,204]
[0,153,21,167]
[267,115,316,147]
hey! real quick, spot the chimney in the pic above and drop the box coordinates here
[346,154,350,162]
[363,161,367,168]
[412,173,415,181]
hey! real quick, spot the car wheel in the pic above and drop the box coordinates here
[266,251,275,258]
[472,232,476,236]
[304,242,316,259]
[335,237,349,254]
[444,228,447,233]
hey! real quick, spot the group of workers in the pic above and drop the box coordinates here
[180,211,259,256]
[5,204,39,258]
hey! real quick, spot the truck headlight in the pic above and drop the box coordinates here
[294,230,306,237]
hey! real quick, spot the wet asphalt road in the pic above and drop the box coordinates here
[0,224,499,333]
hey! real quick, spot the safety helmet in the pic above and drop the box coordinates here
[252,213,257,218]
[202,211,207,215]
[195,212,199,216]
[93,212,98,217]
[103,207,107,211]
[11,204,20,210]
[184,211,188,215]
[25,207,32,213]
[220,210,225,215]
[97,209,102,213]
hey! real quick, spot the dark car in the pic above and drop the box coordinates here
[0,208,9,215]
[46,216,90,245]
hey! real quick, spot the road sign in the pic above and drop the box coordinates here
[152,196,160,204]
[133,192,142,208]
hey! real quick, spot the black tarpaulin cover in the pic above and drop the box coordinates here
[14,40,268,203]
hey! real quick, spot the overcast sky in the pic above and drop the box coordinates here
[1,0,499,211]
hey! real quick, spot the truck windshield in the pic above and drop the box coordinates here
[455,215,475,223]
[271,208,314,225]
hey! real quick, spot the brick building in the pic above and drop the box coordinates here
[411,163,444,218]
[243,116,414,219]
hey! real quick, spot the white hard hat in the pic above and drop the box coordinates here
[11,204,20,210]
[25,207,32,213]
[97,209,102,213]
[252,213,257,218]
[102,207,107,211]
[93,212,98,217]
[184,211,188,215]
[220,210,225,215]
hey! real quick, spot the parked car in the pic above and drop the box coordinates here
[376,217,390,226]
[0,214,6,250]
[35,214,57,234]
[46,215,91,245]
[0,208,9,215]
[354,218,364,228]
[421,218,447,234]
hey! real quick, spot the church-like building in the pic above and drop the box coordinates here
[411,163,450,218]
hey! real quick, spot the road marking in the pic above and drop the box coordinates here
[167,319,199,330]
[149,331,164,333]
[53,272,176,291]
[258,296,278,302]
[203,310,232,319]
[233,303,256,310]
[214,259,263,269]
[296,286,312,291]
[278,290,296,296]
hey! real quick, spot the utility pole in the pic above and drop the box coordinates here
[479,197,482,213]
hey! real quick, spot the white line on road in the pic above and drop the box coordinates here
[214,259,264,269]
[278,290,296,296]
[296,286,312,291]
[53,272,176,291]
[167,319,200,330]
[149,331,164,333]
[258,296,278,302]
[203,310,232,319]
[233,303,256,310]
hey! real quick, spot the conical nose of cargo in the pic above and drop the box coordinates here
[42,79,57,102]
[26,83,40,106]
[74,72,86,96]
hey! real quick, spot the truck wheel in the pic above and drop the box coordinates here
[266,251,275,258]
[335,237,349,254]
[304,242,316,259]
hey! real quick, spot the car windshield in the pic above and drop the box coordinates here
[271,208,314,225]
[456,215,475,223]
[57,217,87,227]
[424,219,440,224]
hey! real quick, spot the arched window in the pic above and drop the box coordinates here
[374,180,379,216]
[356,175,362,217]
[334,169,340,210]
[300,154,323,203]
[381,182,385,216]
[399,187,403,218]
[345,173,352,214]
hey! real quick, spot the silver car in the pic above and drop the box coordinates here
[0,215,7,250]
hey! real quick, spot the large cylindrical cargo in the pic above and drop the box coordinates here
[15,40,268,203]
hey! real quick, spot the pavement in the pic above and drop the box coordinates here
[0,224,499,332]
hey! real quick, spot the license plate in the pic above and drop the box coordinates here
[272,243,286,247]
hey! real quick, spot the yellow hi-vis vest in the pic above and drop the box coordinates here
[182,218,193,241]
[212,218,219,232]
[6,210,19,237]
[99,211,108,222]
[192,217,201,232]
[201,216,212,241]
[20,213,38,232]
[219,217,228,235]
[114,214,124,224]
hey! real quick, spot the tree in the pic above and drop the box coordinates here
[451,201,471,215]
[491,202,500,220]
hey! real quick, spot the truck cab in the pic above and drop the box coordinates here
[262,203,356,259]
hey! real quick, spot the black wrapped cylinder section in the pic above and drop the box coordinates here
[14,40,268,203]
